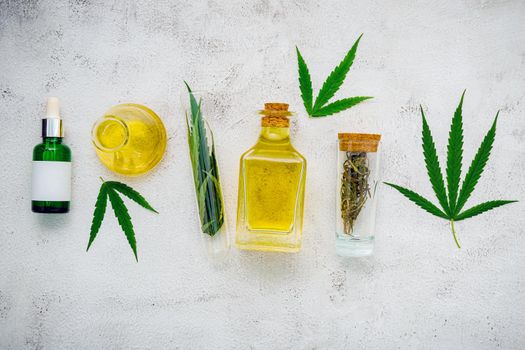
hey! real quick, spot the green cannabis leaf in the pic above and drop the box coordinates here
[385,92,517,248]
[105,181,158,213]
[184,82,225,236]
[87,179,158,261]
[314,97,372,117]
[296,47,313,115]
[87,181,108,251]
[296,34,372,117]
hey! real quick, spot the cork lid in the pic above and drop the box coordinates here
[338,133,381,152]
[260,102,293,127]
[264,103,289,112]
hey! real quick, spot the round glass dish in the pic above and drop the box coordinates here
[92,103,167,176]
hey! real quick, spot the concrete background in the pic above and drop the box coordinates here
[1,0,524,349]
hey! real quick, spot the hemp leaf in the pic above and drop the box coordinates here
[87,179,158,261]
[385,92,517,248]
[296,34,372,117]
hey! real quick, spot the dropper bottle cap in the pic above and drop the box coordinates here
[42,97,64,138]
[45,97,60,119]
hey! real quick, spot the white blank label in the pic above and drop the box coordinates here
[32,161,72,201]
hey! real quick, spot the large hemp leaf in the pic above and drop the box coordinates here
[385,92,517,248]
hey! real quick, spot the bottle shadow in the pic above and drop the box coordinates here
[35,212,71,233]
[236,249,303,281]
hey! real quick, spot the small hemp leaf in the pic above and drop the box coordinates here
[87,178,158,261]
[296,34,372,118]
[385,91,517,248]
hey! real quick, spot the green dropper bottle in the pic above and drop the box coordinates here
[31,97,72,213]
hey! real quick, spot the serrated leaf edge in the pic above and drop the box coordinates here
[384,182,448,219]
[454,200,517,221]
[87,183,108,251]
[446,91,465,215]
[296,47,313,115]
[107,188,138,262]
[311,96,372,117]
[106,181,158,213]
[455,112,498,213]
[312,34,363,111]
[421,106,451,216]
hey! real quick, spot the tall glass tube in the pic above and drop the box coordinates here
[181,86,229,260]
[336,133,381,257]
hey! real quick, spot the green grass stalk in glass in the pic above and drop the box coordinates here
[32,97,72,213]
[182,83,229,260]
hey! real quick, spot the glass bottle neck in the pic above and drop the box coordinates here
[43,137,63,144]
[259,126,290,143]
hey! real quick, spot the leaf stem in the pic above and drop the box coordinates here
[450,220,461,249]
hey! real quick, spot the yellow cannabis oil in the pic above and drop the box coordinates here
[236,103,306,252]
[244,154,303,232]
[92,104,167,176]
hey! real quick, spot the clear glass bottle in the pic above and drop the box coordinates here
[236,103,306,253]
[91,103,167,176]
[32,97,72,213]
[336,133,381,257]
[181,87,229,260]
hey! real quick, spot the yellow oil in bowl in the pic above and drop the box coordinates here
[92,104,167,176]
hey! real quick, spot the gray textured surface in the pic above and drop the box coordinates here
[1,0,525,349]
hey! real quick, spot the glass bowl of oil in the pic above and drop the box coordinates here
[91,103,167,176]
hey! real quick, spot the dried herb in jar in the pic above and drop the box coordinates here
[341,151,371,234]
[338,133,381,235]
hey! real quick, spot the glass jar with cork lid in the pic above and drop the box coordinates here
[336,133,381,257]
[236,103,307,253]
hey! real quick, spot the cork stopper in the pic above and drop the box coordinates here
[264,103,288,111]
[260,102,292,127]
[338,133,381,152]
